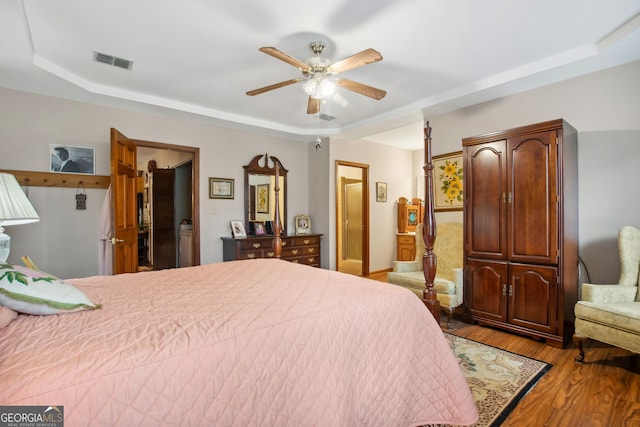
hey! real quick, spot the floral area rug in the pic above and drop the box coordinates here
[441,333,552,427]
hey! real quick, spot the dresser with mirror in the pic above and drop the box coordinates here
[221,153,322,266]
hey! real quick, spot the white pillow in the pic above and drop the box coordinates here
[0,263,100,315]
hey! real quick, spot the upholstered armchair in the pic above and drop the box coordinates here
[573,225,640,363]
[387,222,463,328]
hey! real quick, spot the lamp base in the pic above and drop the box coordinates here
[0,227,10,263]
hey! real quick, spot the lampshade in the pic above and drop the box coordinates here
[0,172,40,262]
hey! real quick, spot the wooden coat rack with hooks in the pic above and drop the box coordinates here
[0,169,110,189]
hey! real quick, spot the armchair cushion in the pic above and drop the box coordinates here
[387,222,463,310]
[573,226,640,361]
[581,283,638,304]
[386,271,455,293]
[575,301,640,335]
[391,260,421,274]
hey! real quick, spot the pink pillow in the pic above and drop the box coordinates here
[0,305,18,328]
[11,264,56,279]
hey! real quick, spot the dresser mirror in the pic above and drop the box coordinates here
[243,154,287,235]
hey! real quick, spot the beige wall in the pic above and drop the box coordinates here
[0,88,310,278]
[326,137,413,272]
[2,59,638,281]
[411,59,640,283]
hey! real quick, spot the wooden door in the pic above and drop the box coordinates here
[467,259,508,323]
[110,128,138,274]
[464,141,508,260]
[151,168,176,270]
[508,263,558,334]
[507,131,558,264]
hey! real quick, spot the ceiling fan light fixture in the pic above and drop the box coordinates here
[302,74,335,99]
[319,78,335,97]
[248,42,385,114]
[302,78,317,96]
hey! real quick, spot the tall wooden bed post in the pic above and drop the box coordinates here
[422,121,440,323]
[272,161,282,258]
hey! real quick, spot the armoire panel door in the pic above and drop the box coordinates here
[467,259,508,322]
[465,141,508,260]
[508,263,558,334]
[507,131,558,264]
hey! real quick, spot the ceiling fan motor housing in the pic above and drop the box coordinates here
[310,41,326,55]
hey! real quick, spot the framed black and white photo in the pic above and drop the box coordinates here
[230,220,246,238]
[50,145,95,174]
[295,215,311,235]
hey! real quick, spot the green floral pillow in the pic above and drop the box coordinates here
[0,263,100,315]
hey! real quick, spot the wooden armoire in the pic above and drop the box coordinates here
[462,119,578,348]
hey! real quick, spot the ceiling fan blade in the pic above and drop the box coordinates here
[259,47,311,73]
[327,48,383,74]
[307,97,320,114]
[336,79,387,100]
[246,78,302,96]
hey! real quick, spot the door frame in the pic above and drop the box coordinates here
[335,160,370,277]
[112,134,201,270]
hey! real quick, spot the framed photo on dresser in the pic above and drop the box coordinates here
[230,220,246,238]
[295,215,311,235]
[254,221,266,235]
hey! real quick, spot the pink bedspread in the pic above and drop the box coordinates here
[0,259,477,426]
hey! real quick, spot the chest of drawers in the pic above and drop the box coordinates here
[222,234,322,267]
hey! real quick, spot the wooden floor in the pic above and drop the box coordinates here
[368,272,640,427]
[448,320,639,427]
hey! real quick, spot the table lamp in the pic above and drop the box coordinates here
[0,172,40,263]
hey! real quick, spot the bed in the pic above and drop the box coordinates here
[0,260,476,426]
[0,123,478,426]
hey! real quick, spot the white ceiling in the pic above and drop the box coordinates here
[2,0,640,149]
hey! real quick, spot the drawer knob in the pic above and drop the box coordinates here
[282,241,287,246]
[247,253,255,259]
[292,249,299,255]
[267,251,274,257]
[252,243,261,248]
[308,257,315,263]
[304,239,310,244]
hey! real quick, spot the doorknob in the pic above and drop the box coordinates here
[110,237,125,245]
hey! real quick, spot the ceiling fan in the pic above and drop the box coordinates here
[246,41,387,115]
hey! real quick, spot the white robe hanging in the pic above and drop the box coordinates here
[98,185,113,275]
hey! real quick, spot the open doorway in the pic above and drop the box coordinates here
[136,146,194,270]
[131,141,200,271]
[336,161,369,276]
[135,144,199,271]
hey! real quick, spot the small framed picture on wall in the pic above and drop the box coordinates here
[376,182,387,202]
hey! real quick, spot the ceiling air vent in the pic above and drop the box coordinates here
[94,51,133,70]
[318,113,335,121]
